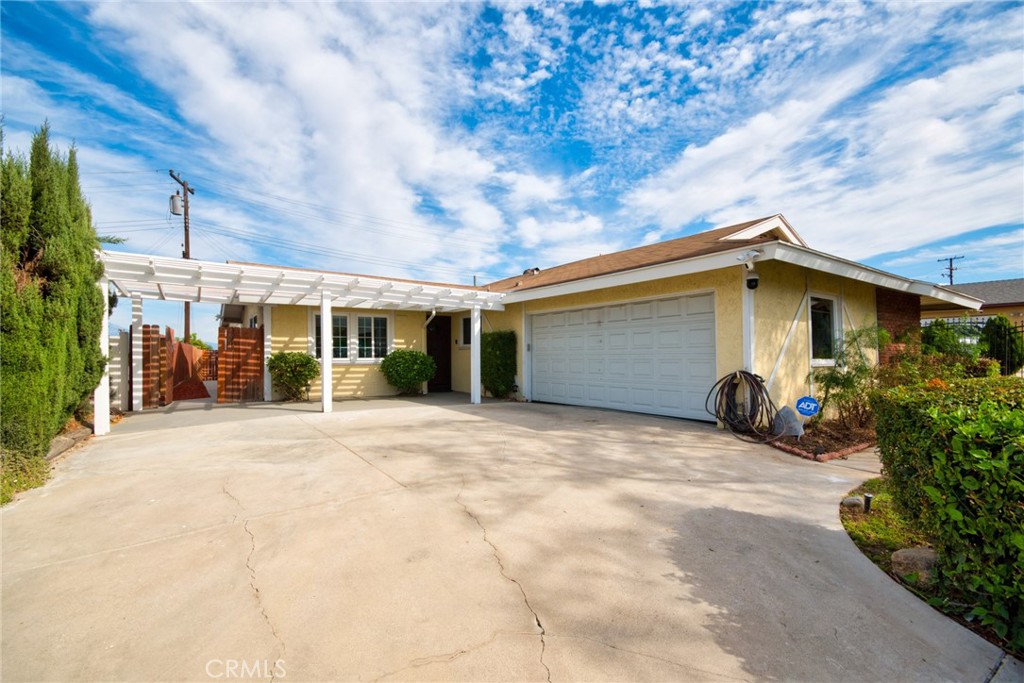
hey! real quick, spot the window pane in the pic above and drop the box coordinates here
[373,317,388,358]
[333,315,347,358]
[462,316,472,345]
[358,316,372,358]
[811,298,835,359]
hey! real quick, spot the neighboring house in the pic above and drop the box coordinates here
[921,278,1024,324]
[96,215,980,433]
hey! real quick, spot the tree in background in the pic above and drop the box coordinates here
[1,123,105,502]
[178,332,212,351]
[981,315,1024,376]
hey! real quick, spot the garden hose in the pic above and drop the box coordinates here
[705,370,782,443]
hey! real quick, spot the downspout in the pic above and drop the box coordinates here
[422,308,437,329]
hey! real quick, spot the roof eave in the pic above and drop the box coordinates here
[766,243,984,309]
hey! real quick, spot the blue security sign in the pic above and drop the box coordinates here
[796,396,820,417]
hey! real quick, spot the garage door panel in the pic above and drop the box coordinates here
[632,330,654,349]
[688,294,714,315]
[608,332,629,350]
[531,294,716,421]
[631,302,653,320]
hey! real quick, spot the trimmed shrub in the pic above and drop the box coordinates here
[380,349,435,395]
[481,330,517,399]
[266,351,319,401]
[871,378,1024,647]
[2,124,105,492]
[981,315,1024,376]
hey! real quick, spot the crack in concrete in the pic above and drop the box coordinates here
[983,652,1007,683]
[550,634,741,680]
[299,418,408,488]
[242,520,286,682]
[455,480,551,682]
[222,480,243,523]
[371,631,501,682]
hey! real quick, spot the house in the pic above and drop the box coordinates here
[94,214,980,434]
[921,278,1024,324]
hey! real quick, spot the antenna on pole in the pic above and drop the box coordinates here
[937,255,964,286]
[169,169,196,339]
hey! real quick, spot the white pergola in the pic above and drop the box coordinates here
[93,251,504,436]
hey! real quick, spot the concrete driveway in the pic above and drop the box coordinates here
[1,398,1013,682]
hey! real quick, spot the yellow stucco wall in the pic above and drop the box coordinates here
[450,308,525,394]
[753,261,877,408]
[270,305,423,400]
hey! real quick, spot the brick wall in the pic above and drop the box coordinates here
[876,289,921,364]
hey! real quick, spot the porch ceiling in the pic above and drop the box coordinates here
[100,251,504,312]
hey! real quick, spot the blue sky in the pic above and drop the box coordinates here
[2,1,1022,344]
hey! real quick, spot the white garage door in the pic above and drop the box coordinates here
[530,293,716,421]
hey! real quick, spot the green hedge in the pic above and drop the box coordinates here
[481,330,516,398]
[266,351,319,401]
[2,124,105,460]
[380,349,435,395]
[871,378,1024,646]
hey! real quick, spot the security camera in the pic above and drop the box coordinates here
[746,270,760,290]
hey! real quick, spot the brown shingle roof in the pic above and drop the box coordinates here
[485,217,777,292]
[949,279,1024,307]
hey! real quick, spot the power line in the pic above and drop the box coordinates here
[937,255,964,286]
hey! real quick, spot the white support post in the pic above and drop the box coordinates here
[320,292,333,413]
[262,305,273,401]
[742,271,756,373]
[93,277,111,435]
[131,295,143,412]
[470,306,482,404]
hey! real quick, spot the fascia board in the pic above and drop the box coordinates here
[500,246,759,303]
[767,244,984,309]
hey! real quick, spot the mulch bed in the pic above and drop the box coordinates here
[771,420,876,461]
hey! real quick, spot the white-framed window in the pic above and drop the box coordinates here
[309,311,392,362]
[314,314,348,359]
[459,315,472,347]
[357,315,389,359]
[809,295,839,366]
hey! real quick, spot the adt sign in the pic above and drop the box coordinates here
[796,396,820,417]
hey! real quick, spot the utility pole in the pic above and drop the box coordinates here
[169,169,196,339]
[937,255,964,286]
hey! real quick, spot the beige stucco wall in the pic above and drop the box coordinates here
[753,261,877,409]
[270,305,424,400]
[927,303,1024,323]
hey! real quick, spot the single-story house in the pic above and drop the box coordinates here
[94,214,980,434]
[921,278,1024,324]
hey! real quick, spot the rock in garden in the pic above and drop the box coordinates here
[841,496,864,510]
[891,547,937,585]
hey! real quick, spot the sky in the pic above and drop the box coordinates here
[2,1,1022,346]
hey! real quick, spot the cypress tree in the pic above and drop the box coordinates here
[1,124,105,500]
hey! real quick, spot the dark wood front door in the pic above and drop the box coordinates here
[426,315,452,392]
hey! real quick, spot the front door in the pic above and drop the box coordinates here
[426,315,452,392]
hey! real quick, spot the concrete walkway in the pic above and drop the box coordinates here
[1,400,1012,682]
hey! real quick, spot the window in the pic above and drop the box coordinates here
[314,314,348,359]
[810,297,837,363]
[460,316,472,346]
[358,315,388,359]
